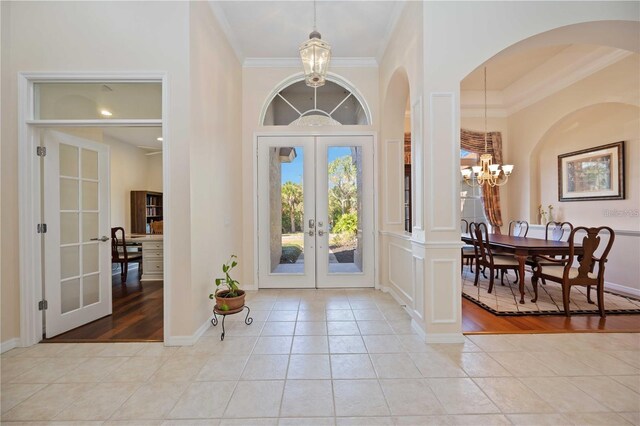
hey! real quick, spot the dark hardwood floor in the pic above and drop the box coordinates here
[44,267,163,342]
[463,297,640,334]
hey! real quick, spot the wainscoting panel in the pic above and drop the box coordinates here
[388,242,414,303]
[384,140,403,225]
[430,258,458,324]
[412,251,425,320]
[428,92,457,232]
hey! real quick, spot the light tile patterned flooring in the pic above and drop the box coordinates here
[1,289,639,425]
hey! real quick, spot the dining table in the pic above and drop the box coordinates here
[461,233,583,304]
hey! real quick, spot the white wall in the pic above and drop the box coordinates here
[378,1,427,332]
[1,0,195,342]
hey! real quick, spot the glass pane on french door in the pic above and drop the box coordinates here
[258,137,316,289]
[270,146,305,273]
[327,146,363,273]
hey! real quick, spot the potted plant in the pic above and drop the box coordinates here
[209,255,245,312]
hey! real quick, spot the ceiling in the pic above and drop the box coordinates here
[103,127,163,150]
[461,45,570,90]
[209,1,404,61]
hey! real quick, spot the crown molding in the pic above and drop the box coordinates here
[243,57,378,68]
[376,0,407,62]
[208,1,245,62]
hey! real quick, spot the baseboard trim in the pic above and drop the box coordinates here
[1,338,20,354]
[605,282,640,298]
[411,319,427,340]
[424,333,465,344]
[165,313,214,346]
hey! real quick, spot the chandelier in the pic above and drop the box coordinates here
[299,0,331,87]
[461,67,513,187]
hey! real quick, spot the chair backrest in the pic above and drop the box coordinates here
[566,226,615,281]
[150,220,163,235]
[111,227,127,262]
[472,222,493,265]
[545,221,573,242]
[461,219,469,233]
[508,220,529,237]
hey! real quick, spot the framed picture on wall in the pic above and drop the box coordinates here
[558,141,625,201]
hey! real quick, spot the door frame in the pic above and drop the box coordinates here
[253,129,379,290]
[18,72,170,346]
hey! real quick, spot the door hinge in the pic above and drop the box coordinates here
[36,146,47,157]
[38,300,48,311]
[37,223,48,233]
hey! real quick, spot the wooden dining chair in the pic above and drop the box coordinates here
[497,220,530,284]
[473,222,520,294]
[528,221,575,285]
[111,227,143,282]
[461,219,476,273]
[508,220,529,237]
[531,226,615,317]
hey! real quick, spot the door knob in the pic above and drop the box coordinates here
[90,236,110,242]
[308,230,315,237]
[318,230,325,237]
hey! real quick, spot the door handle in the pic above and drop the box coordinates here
[90,236,110,242]
[318,230,325,237]
[308,230,315,237]
[309,219,315,229]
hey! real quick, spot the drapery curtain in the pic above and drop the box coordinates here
[461,129,504,233]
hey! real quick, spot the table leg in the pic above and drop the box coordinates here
[515,254,526,304]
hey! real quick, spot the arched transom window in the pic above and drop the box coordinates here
[263,79,370,126]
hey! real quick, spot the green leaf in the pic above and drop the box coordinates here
[215,278,223,286]
[231,261,237,268]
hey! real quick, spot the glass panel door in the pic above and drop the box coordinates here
[43,130,111,337]
[257,135,374,289]
[258,137,316,288]
[316,136,374,288]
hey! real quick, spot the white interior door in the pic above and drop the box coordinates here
[257,135,374,289]
[43,130,111,337]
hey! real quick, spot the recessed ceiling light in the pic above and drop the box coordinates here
[100,109,112,116]
[157,137,163,141]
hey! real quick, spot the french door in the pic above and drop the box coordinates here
[42,130,112,337]
[257,135,374,288]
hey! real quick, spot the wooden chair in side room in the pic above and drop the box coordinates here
[111,227,143,282]
[527,221,574,285]
[473,222,520,294]
[150,220,164,235]
[531,226,615,317]
[461,219,476,273]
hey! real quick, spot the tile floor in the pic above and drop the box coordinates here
[1,289,639,425]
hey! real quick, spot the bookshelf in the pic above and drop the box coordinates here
[131,191,163,234]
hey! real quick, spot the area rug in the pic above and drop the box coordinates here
[462,266,640,316]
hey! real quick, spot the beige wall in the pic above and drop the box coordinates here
[146,154,163,193]
[188,1,243,332]
[507,55,640,223]
[1,0,193,343]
